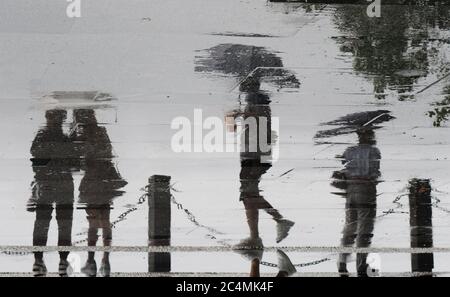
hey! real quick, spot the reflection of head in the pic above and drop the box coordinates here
[45,109,67,125]
[357,128,376,145]
[73,109,97,125]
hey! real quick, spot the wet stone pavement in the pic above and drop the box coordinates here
[1,0,450,277]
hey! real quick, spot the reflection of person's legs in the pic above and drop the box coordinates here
[236,201,263,249]
[87,209,99,260]
[238,161,266,275]
[264,207,295,243]
[32,205,52,276]
[100,209,112,277]
[338,207,357,272]
[356,206,376,276]
[246,207,259,239]
[56,203,73,276]
[99,205,112,246]
[246,196,294,244]
[81,208,99,277]
[33,206,53,261]
[235,201,263,276]
[242,206,263,277]
[264,207,282,221]
[56,204,73,261]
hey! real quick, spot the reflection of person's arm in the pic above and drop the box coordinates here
[30,131,43,156]
[373,148,381,160]
[30,132,48,160]
[339,148,351,165]
[373,148,382,176]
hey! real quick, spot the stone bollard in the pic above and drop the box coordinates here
[148,175,171,273]
[408,178,434,276]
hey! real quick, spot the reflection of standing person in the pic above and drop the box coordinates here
[70,109,127,277]
[28,109,77,277]
[334,128,380,277]
[234,77,295,277]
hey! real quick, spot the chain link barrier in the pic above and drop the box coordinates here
[4,184,450,269]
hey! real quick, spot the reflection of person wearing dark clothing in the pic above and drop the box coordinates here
[234,77,296,277]
[28,109,77,277]
[70,109,127,277]
[334,128,380,277]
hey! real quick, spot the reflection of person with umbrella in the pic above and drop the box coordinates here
[335,128,380,277]
[70,109,127,277]
[233,77,295,277]
[196,43,298,276]
[28,109,79,277]
[315,110,394,277]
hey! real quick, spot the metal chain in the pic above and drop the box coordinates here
[376,193,409,219]
[170,194,225,237]
[260,257,331,268]
[0,251,29,256]
[431,196,450,214]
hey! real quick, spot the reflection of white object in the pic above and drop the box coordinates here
[39,91,117,109]
[232,237,263,262]
[367,253,381,277]
[277,250,297,276]
[45,91,116,102]
[67,253,81,276]
[276,219,295,244]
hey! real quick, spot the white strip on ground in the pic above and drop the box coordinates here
[1,246,450,253]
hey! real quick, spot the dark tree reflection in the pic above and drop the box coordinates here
[332,4,450,99]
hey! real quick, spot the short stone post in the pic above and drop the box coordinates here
[148,175,171,272]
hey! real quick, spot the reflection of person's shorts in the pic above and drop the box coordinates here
[346,180,377,208]
[240,159,271,176]
[240,194,272,210]
[28,179,74,211]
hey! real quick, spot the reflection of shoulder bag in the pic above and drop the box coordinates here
[331,170,347,190]
[331,179,348,191]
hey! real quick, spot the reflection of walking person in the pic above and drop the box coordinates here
[333,128,380,277]
[70,109,127,277]
[28,109,79,277]
[233,77,295,277]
